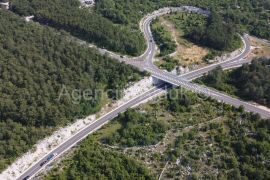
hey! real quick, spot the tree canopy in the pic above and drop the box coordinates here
[151,19,177,56]
[188,12,241,51]
[10,0,146,56]
[95,0,270,41]
[200,57,270,107]
[105,109,169,147]
[0,10,143,171]
[231,58,270,106]
[45,139,153,180]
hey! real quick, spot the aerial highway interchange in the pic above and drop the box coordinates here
[18,6,270,180]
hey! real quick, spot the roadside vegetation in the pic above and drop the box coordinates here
[166,13,211,65]
[104,109,169,147]
[197,57,270,108]
[45,138,153,180]
[151,18,179,71]
[165,109,270,179]
[187,12,241,52]
[158,56,179,72]
[45,87,270,179]
[152,11,241,71]
[153,12,214,71]
[151,20,177,57]
[0,10,144,171]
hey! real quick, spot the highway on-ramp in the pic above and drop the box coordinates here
[129,6,270,118]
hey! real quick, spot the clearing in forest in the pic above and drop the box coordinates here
[250,36,270,58]
[159,16,209,67]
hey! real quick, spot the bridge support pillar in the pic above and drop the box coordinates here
[151,76,178,89]
[151,76,163,86]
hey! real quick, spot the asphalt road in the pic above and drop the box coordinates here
[150,71,270,119]
[135,7,270,118]
[139,18,269,118]
[16,6,270,180]
[17,86,165,180]
[179,35,251,81]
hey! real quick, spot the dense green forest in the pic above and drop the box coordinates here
[95,0,270,40]
[9,0,146,56]
[104,109,169,147]
[167,12,207,35]
[10,0,270,56]
[198,57,270,107]
[0,10,143,171]
[0,121,51,171]
[45,138,153,180]
[188,12,241,51]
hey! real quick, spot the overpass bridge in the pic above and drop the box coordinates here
[150,71,270,119]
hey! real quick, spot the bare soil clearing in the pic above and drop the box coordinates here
[250,36,270,58]
[159,17,209,67]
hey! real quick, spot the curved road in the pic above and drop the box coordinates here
[128,6,270,118]
[16,6,270,180]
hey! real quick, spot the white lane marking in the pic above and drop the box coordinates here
[18,87,160,180]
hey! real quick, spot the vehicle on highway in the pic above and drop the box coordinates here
[40,161,47,167]
[47,153,58,161]
[22,176,30,180]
